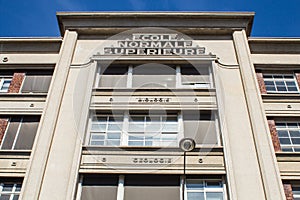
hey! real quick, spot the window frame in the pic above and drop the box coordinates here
[263,73,299,94]
[96,64,214,89]
[275,121,300,152]
[0,181,22,200]
[183,178,227,200]
[0,76,12,93]
[87,111,181,147]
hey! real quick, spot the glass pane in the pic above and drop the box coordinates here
[279,138,291,144]
[206,192,223,200]
[187,180,204,189]
[128,141,143,146]
[275,123,286,128]
[287,123,298,128]
[277,130,289,137]
[15,184,21,192]
[275,81,285,86]
[292,138,300,145]
[145,124,161,132]
[161,124,177,132]
[91,134,105,140]
[0,195,11,200]
[107,124,122,131]
[286,81,296,86]
[106,140,120,146]
[206,181,222,188]
[294,148,300,152]
[90,141,104,146]
[277,86,287,91]
[288,87,298,91]
[107,133,121,139]
[290,131,300,137]
[13,194,19,200]
[264,81,274,86]
[281,147,293,152]
[128,123,144,132]
[91,124,106,131]
[187,192,204,200]
[2,184,13,192]
[266,86,276,91]
[12,195,19,200]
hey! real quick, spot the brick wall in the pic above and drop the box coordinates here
[268,119,281,152]
[8,73,25,93]
[256,73,267,94]
[283,183,294,200]
[295,73,300,89]
[0,118,8,145]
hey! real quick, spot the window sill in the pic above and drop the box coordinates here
[82,145,223,152]
[0,150,31,156]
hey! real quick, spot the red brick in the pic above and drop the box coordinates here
[268,120,281,152]
[283,183,294,200]
[8,73,25,93]
[256,73,267,94]
[295,73,300,89]
[0,118,8,145]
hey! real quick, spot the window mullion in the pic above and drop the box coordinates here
[117,175,125,200]
[12,117,23,150]
[127,65,133,88]
[122,112,129,146]
[176,65,181,88]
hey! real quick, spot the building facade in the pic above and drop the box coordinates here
[0,12,299,200]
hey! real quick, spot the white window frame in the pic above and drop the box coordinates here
[292,184,300,200]
[88,111,181,147]
[0,182,22,200]
[182,178,227,200]
[263,73,299,93]
[0,77,12,93]
[96,64,213,89]
[0,117,24,150]
[275,121,300,152]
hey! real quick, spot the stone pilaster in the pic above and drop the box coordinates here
[8,73,25,93]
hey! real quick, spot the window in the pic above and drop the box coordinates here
[96,64,212,89]
[89,115,123,146]
[186,179,225,200]
[88,111,219,147]
[128,114,178,146]
[0,179,22,200]
[276,121,300,152]
[78,175,226,200]
[21,71,53,93]
[0,77,12,93]
[0,116,40,150]
[88,112,179,147]
[292,184,300,200]
[180,65,211,88]
[263,74,299,93]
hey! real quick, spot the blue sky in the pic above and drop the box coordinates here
[0,0,299,37]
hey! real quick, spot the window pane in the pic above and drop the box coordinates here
[90,141,104,146]
[91,124,106,132]
[2,184,13,192]
[12,195,19,200]
[206,192,223,200]
[187,192,204,200]
[0,195,11,200]
[279,138,291,144]
[290,131,300,137]
[292,138,300,144]
[277,130,289,137]
[187,180,204,189]
[206,181,222,188]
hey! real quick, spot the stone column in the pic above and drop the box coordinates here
[20,30,78,200]
[233,30,285,200]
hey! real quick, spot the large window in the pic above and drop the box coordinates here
[263,74,299,93]
[0,77,12,93]
[0,178,22,200]
[78,175,226,200]
[275,121,300,152]
[186,179,225,200]
[21,70,53,93]
[0,116,40,150]
[88,112,179,147]
[87,111,219,147]
[96,64,212,89]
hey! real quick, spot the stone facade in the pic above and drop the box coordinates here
[283,183,294,200]
[256,72,267,94]
[0,118,8,144]
[268,119,281,152]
